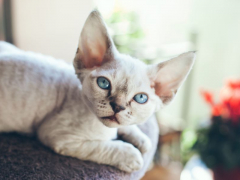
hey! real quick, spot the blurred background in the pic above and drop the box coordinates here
[0,0,240,179]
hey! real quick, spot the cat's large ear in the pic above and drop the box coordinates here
[74,10,115,71]
[149,52,196,104]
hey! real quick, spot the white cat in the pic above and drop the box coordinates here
[0,11,195,172]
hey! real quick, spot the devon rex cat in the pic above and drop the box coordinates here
[0,11,195,172]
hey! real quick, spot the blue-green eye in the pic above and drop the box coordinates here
[97,77,110,89]
[134,93,148,104]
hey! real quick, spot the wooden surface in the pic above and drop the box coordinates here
[141,165,181,180]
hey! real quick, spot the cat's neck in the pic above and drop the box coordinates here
[61,83,118,141]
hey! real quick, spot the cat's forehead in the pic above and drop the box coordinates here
[102,54,147,79]
[94,54,151,94]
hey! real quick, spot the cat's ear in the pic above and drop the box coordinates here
[74,10,115,71]
[149,52,196,104]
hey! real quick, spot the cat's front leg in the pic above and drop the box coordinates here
[39,133,143,172]
[118,125,152,154]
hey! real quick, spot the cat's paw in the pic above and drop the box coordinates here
[117,144,144,173]
[136,136,152,154]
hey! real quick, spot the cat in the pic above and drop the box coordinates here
[0,10,195,173]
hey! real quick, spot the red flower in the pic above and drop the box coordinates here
[201,79,240,123]
[201,90,214,106]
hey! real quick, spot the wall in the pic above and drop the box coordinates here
[11,0,94,62]
[186,0,240,126]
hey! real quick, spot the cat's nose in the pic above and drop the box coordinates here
[110,102,126,113]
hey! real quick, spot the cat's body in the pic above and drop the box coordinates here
[0,43,116,141]
[0,42,150,172]
[0,11,195,173]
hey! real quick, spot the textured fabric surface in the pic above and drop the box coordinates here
[0,116,159,180]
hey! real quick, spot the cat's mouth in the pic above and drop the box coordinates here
[101,115,120,124]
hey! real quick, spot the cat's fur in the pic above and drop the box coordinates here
[0,11,195,172]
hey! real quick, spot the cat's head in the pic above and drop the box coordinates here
[73,11,195,128]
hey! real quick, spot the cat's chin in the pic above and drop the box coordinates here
[102,115,120,124]
[99,115,123,128]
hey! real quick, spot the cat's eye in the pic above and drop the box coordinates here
[97,77,110,90]
[133,93,148,104]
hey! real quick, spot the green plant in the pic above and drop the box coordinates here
[105,10,146,61]
[181,129,197,165]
